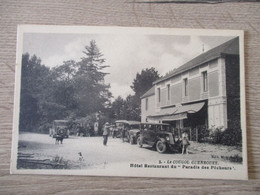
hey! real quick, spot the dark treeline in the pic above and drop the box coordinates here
[19,40,159,133]
[108,68,160,121]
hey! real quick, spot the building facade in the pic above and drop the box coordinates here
[141,37,240,140]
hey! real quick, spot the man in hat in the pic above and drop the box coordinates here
[103,122,110,146]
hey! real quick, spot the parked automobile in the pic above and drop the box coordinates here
[125,121,140,144]
[112,121,123,138]
[110,124,117,138]
[49,120,69,138]
[128,123,141,144]
[114,120,140,142]
[137,122,182,153]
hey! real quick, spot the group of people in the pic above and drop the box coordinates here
[102,122,128,145]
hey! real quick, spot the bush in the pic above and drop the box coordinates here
[198,125,209,142]
[221,128,242,146]
[207,126,242,146]
[38,122,52,134]
[209,127,224,144]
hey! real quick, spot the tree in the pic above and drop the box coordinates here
[53,60,77,82]
[52,60,78,111]
[19,53,52,131]
[19,40,113,133]
[124,95,141,121]
[110,68,160,121]
[129,67,160,120]
[74,40,112,116]
[110,96,125,120]
[131,67,160,98]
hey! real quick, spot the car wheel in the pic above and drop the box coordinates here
[156,140,167,153]
[137,137,142,148]
[130,136,134,145]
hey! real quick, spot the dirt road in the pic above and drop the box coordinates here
[17,133,242,169]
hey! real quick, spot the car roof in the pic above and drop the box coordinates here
[115,120,140,125]
[141,122,170,126]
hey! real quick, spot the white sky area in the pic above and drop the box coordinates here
[23,33,234,99]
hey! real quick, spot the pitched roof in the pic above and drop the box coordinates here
[153,37,239,85]
[140,85,155,99]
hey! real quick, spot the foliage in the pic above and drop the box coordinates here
[110,96,125,120]
[37,123,51,134]
[197,125,209,143]
[20,41,160,133]
[207,126,242,146]
[131,67,160,98]
[74,40,112,116]
[209,127,223,144]
[221,128,242,146]
[20,53,53,132]
[110,68,160,122]
[19,40,111,133]
[111,95,141,121]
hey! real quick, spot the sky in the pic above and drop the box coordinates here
[23,32,235,99]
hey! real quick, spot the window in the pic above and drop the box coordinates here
[167,84,170,101]
[184,78,188,96]
[145,98,148,111]
[157,88,161,102]
[202,71,208,92]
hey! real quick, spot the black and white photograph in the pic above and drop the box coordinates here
[11,25,247,180]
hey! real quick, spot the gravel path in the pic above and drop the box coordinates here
[17,132,242,169]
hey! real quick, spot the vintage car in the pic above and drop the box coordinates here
[49,120,69,138]
[125,121,141,144]
[111,121,123,138]
[114,120,140,142]
[137,122,182,153]
[110,124,117,138]
[128,122,141,144]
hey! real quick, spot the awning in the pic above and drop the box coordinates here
[158,113,188,121]
[147,102,205,121]
[174,102,205,114]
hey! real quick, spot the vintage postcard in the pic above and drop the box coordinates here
[11,25,247,180]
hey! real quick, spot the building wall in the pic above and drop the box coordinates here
[155,59,220,107]
[208,96,227,129]
[151,58,228,129]
[141,95,155,123]
[208,58,227,129]
[171,83,182,105]
[141,54,239,130]
[208,71,219,97]
[189,77,201,101]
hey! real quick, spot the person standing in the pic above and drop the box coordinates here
[103,122,110,146]
[182,131,190,155]
[121,126,125,142]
